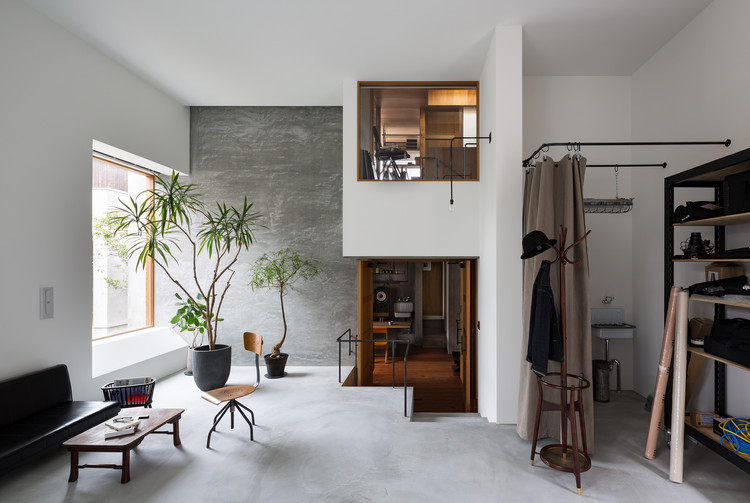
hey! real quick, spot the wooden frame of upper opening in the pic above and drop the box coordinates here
[357,81,480,182]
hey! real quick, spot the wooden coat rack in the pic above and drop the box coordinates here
[527,225,591,495]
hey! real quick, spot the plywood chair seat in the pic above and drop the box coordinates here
[203,332,263,448]
[201,385,257,405]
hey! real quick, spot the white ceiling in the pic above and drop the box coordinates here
[25,0,713,106]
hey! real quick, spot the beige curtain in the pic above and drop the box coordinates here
[516,155,594,452]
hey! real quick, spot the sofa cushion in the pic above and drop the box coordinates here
[0,364,72,428]
[0,364,121,477]
[0,400,120,475]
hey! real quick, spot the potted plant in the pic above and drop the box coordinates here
[111,172,262,390]
[171,293,223,376]
[248,248,320,378]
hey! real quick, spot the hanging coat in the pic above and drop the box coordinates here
[526,260,563,376]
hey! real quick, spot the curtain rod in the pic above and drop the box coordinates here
[587,163,667,168]
[522,139,731,167]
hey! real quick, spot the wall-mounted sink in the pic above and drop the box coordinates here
[591,307,635,339]
[591,323,635,339]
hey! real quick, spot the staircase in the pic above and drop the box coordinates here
[422,319,445,348]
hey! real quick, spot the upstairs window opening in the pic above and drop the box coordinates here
[358,82,479,181]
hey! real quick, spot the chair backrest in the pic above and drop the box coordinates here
[372,126,382,150]
[361,149,375,180]
[243,332,263,387]
[244,332,263,355]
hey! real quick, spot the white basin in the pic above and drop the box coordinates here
[591,307,634,339]
[591,324,635,340]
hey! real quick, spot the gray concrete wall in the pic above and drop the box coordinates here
[155,106,356,366]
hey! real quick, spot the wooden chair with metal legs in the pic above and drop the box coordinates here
[201,332,263,448]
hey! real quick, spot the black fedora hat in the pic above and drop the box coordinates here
[521,230,557,259]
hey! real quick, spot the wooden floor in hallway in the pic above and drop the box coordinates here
[372,346,464,413]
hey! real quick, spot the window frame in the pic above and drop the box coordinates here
[91,154,154,341]
[357,81,480,182]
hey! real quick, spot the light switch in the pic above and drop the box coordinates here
[40,287,53,320]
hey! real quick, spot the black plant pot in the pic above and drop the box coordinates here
[192,344,232,391]
[264,353,289,379]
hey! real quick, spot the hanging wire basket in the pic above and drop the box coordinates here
[584,166,633,214]
[584,198,634,214]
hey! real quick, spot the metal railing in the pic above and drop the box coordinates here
[336,328,411,417]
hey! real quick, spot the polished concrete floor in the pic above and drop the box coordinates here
[1,366,749,502]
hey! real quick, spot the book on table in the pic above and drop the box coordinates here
[105,416,141,431]
[105,424,138,439]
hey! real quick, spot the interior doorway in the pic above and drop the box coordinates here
[357,259,477,413]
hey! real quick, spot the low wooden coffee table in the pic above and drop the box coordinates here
[63,407,184,484]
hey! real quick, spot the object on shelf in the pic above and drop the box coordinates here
[672,201,723,223]
[723,171,750,215]
[714,416,731,436]
[706,263,744,282]
[705,247,750,260]
[680,232,714,259]
[718,418,750,455]
[688,317,713,347]
[704,318,750,368]
[690,411,716,427]
[687,275,749,297]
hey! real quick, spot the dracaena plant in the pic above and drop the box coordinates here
[111,172,262,350]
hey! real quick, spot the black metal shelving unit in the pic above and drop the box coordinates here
[664,146,750,474]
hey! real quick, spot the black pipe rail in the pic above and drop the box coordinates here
[522,139,731,167]
[336,329,411,417]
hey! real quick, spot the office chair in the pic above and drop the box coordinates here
[201,332,263,448]
[372,126,408,179]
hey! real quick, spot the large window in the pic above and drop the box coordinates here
[358,82,479,181]
[92,156,153,340]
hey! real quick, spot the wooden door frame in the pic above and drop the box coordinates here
[356,258,478,414]
[460,259,478,412]
[357,261,374,386]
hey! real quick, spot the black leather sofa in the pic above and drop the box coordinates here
[0,364,121,476]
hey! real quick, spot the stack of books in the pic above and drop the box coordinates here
[104,416,141,439]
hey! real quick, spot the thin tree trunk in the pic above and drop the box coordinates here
[272,291,287,356]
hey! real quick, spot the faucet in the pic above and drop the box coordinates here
[604,338,622,393]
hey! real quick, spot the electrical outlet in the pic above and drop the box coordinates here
[40,287,53,320]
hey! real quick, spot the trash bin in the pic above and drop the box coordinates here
[592,360,610,402]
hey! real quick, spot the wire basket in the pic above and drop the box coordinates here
[101,377,156,408]
[583,198,634,214]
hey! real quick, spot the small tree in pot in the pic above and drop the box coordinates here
[248,248,320,378]
[111,173,262,390]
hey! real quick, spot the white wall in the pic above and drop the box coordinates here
[631,0,750,415]
[342,86,481,258]
[478,26,524,423]
[0,1,190,399]
[523,76,635,391]
[342,26,524,424]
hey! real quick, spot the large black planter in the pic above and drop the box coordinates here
[192,344,232,391]
[264,353,288,379]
